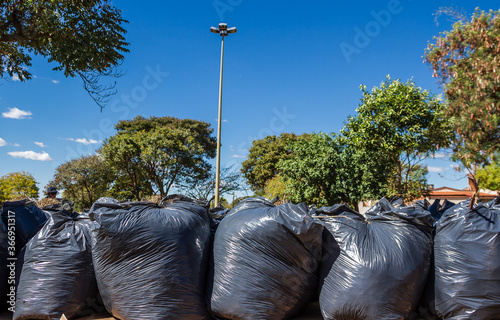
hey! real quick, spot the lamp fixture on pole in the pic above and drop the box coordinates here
[210,23,236,207]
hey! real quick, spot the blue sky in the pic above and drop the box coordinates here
[1,0,498,198]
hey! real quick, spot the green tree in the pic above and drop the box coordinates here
[105,174,151,201]
[1,0,129,108]
[264,175,288,201]
[0,171,38,203]
[342,76,453,201]
[100,132,151,201]
[180,165,245,205]
[386,164,429,202]
[49,154,114,210]
[476,152,500,191]
[101,116,217,200]
[425,8,500,199]
[241,133,308,193]
[278,133,386,210]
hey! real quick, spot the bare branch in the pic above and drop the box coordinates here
[434,6,469,26]
[77,66,124,111]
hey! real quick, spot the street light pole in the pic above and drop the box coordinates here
[211,23,236,207]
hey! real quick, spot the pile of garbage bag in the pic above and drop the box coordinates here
[2,193,500,320]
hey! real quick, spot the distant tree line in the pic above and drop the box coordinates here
[0,172,38,204]
[3,6,498,210]
[242,77,453,210]
[49,116,244,210]
[241,7,500,209]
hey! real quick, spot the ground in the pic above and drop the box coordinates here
[0,302,323,320]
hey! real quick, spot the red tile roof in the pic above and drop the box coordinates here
[427,187,498,201]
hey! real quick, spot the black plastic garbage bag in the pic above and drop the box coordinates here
[1,199,48,255]
[316,198,433,320]
[90,198,211,320]
[412,198,431,211]
[208,198,324,320]
[13,206,98,320]
[208,205,229,243]
[434,197,500,319]
[427,199,456,221]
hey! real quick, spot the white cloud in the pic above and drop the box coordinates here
[231,154,246,158]
[432,152,448,159]
[12,74,20,81]
[2,107,32,119]
[215,119,229,123]
[13,143,20,147]
[34,142,46,147]
[52,80,60,84]
[8,151,52,161]
[0,138,6,147]
[427,166,444,173]
[66,138,100,145]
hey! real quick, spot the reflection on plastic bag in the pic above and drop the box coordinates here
[208,197,324,320]
[13,208,98,320]
[1,199,48,255]
[90,198,211,320]
[316,198,433,320]
[434,197,500,319]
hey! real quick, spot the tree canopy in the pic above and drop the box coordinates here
[476,152,500,191]
[425,8,500,192]
[263,175,288,201]
[241,133,308,194]
[278,133,387,210]
[101,116,216,200]
[342,76,453,201]
[1,0,129,108]
[0,171,38,203]
[49,154,113,210]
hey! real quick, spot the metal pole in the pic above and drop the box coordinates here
[214,35,225,207]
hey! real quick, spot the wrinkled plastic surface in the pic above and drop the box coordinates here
[412,198,431,211]
[434,197,500,319]
[1,199,48,255]
[13,208,98,320]
[90,198,211,320]
[208,197,324,320]
[316,198,433,320]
